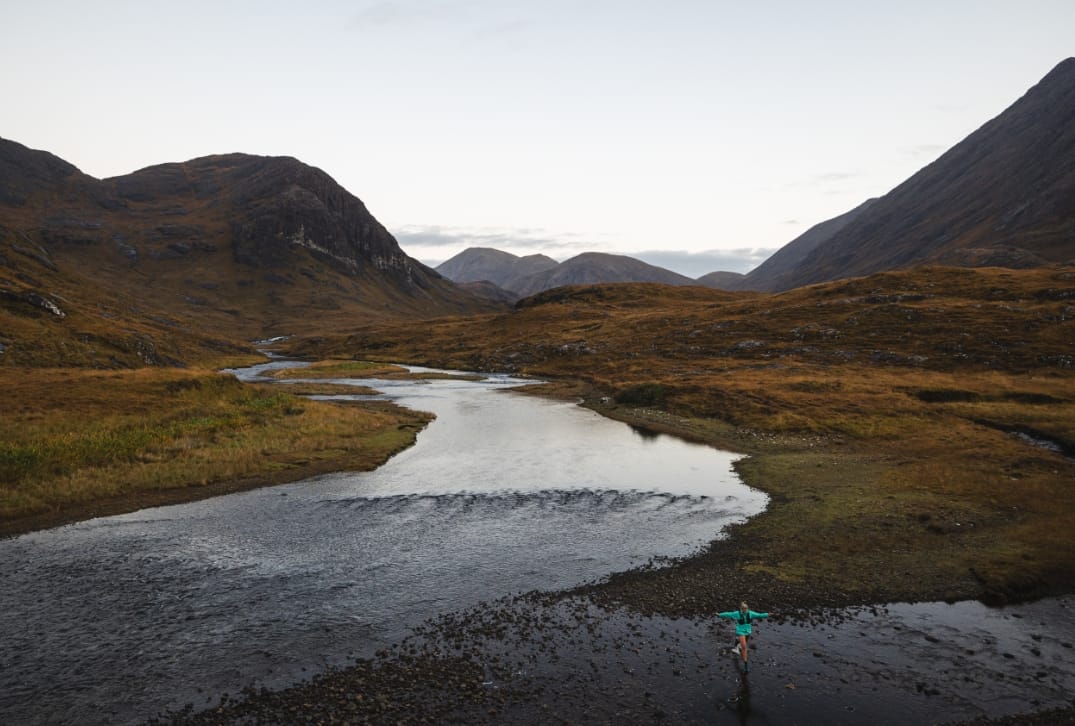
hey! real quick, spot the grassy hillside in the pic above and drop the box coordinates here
[289,266,1075,605]
[0,227,263,367]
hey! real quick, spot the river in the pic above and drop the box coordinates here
[0,362,767,725]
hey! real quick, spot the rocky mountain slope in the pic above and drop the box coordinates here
[0,139,497,366]
[769,57,1075,291]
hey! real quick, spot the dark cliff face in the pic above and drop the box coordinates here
[776,57,1075,291]
[232,156,411,276]
[106,154,418,280]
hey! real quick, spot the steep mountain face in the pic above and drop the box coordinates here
[732,198,878,291]
[776,57,1075,291]
[435,247,559,292]
[0,140,497,366]
[101,153,446,289]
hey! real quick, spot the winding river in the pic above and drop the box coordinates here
[0,362,766,725]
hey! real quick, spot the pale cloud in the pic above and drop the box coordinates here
[395,225,778,277]
[393,224,606,266]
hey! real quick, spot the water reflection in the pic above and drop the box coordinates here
[629,424,662,441]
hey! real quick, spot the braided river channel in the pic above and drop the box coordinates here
[0,362,767,725]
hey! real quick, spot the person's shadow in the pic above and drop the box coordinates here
[726,671,752,724]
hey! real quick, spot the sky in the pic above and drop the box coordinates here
[3,2,1073,277]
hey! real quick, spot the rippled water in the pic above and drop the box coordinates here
[0,363,765,725]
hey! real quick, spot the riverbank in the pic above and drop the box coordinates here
[153,578,1075,725]
[0,366,433,538]
[5,359,1072,723]
[138,372,1074,725]
[518,378,1075,608]
[290,270,1075,609]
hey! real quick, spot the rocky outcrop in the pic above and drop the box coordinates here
[106,154,424,283]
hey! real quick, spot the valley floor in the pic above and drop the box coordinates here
[5,350,1073,724]
[144,376,1074,725]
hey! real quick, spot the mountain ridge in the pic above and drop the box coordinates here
[436,248,702,299]
[775,57,1075,290]
[0,139,498,366]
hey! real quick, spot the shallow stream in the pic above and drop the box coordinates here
[3,362,1071,724]
[0,362,764,725]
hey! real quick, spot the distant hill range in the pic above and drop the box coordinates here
[442,57,1075,296]
[0,140,496,366]
[436,247,560,296]
[437,248,696,300]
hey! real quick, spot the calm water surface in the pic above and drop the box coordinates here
[0,362,765,725]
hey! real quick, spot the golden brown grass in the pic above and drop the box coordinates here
[3,264,1071,603]
[0,367,432,534]
[288,266,1075,603]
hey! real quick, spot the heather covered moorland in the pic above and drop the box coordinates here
[290,266,1075,607]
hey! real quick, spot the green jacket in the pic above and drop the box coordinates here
[718,609,769,636]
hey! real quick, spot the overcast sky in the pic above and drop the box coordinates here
[3,1,1072,276]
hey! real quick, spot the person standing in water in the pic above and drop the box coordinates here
[718,601,770,672]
